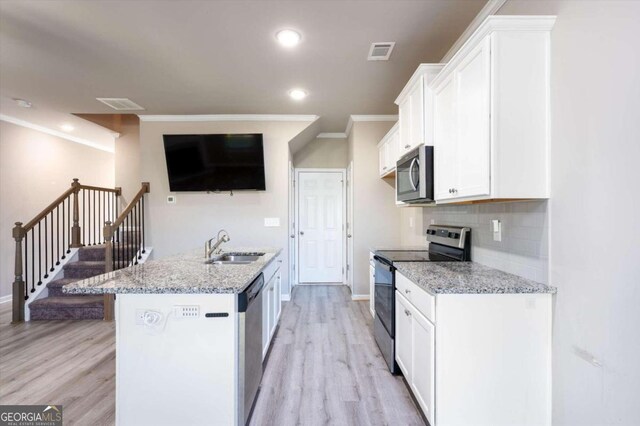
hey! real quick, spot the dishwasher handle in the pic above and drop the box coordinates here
[238,273,264,312]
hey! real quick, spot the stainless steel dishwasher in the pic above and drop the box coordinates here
[237,273,264,425]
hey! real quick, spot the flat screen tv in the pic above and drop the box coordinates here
[162,133,266,192]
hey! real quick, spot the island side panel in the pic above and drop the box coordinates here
[115,293,238,426]
[435,293,552,426]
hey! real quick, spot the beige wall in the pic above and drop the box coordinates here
[349,121,402,296]
[292,137,348,168]
[114,116,141,204]
[139,120,311,297]
[0,121,114,298]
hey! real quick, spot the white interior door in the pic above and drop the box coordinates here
[297,170,345,283]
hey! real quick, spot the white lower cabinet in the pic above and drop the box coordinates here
[410,305,435,423]
[395,271,552,426]
[394,292,413,379]
[262,262,282,360]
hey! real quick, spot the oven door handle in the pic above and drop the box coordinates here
[373,255,394,271]
[408,158,419,191]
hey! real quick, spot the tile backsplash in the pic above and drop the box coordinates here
[421,201,549,284]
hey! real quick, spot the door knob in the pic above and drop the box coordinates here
[290,235,295,238]
[347,234,352,238]
[299,231,304,236]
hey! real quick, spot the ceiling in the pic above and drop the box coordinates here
[0,0,487,134]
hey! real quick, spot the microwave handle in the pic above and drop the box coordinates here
[408,158,418,191]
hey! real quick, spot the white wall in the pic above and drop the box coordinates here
[0,120,115,298]
[292,137,348,168]
[398,2,640,424]
[348,121,402,296]
[139,119,312,298]
[498,3,640,424]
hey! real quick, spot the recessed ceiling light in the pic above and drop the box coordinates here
[14,98,32,108]
[288,89,307,100]
[60,124,74,132]
[276,29,301,47]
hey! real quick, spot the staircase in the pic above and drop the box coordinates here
[10,179,151,323]
[29,245,110,320]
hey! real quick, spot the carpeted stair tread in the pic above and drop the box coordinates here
[29,295,104,309]
[78,244,107,261]
[47,278,78,289]
[64,261,106,269]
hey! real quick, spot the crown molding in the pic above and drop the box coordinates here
[138,114,320,122]
[0,114,115,153]
[345,115,398,137]
[316,132,347,139]
[350,115,398,122]
[440,0,508,63]
[432,15,556,89]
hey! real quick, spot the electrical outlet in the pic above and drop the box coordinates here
[174,305,199,318]
[264,218,280,227]
[430,219,435,225]
[492,219,502,242]
[167,195,176,204]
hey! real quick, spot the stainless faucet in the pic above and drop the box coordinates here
[205,229,231,259]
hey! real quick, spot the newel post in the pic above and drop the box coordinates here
[12,222,26,323]
[70,178,82,248]
[103,221,115,321]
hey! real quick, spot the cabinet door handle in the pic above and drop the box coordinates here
[405,289,411,294]
[383,166,387,170]
[300,231,304,236]
[404,144,411,149]
[404,309,411,316]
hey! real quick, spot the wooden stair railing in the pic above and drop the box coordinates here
[11,179,121,323]
[102,182,150,320]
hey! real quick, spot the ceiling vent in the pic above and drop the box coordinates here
[96,98,145,111]
[367,42,395,61]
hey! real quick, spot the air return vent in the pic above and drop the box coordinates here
[96,98,145,111]
[367,42,395,61]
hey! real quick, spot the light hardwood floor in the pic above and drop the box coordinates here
[0,286,424,425]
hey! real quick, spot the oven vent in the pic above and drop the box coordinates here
[367,42,395,61]
[96,98,145,111]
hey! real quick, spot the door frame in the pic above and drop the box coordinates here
[286,161,295,300]
[294,168,347,285]
[346,161,354,292]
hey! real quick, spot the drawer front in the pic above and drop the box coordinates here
[410,283,435,324]
[396,271,435,323]
[395,271,414,304]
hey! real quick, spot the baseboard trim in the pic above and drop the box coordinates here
[351,294,370,301]
[0,294,12,304]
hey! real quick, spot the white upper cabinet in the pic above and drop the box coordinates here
[395,64,445,156]
[431,16,555,203]
[377,122,399,177]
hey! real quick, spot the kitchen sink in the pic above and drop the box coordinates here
[206,252,265,265]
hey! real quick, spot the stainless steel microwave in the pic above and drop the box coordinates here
[396,146,434,203]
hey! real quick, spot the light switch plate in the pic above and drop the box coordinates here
[264,218,280,227]
[167,195,176,204]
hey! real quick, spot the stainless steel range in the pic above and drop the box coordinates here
[373,225,471,373]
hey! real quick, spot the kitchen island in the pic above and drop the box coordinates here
[64,247,283,426]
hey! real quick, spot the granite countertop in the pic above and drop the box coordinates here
[63,247,282,295]
[394,261,557,295]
